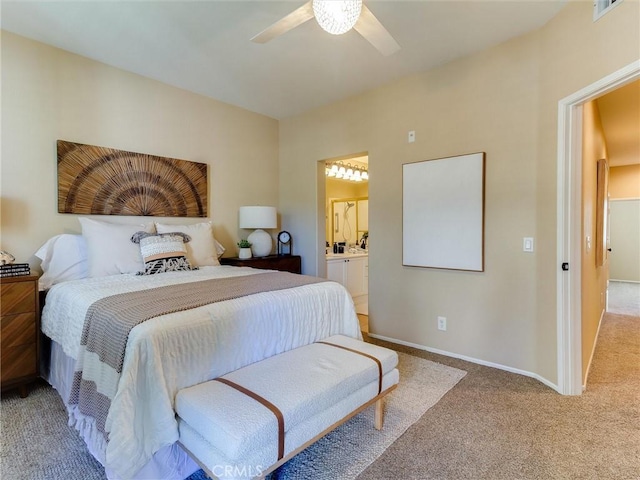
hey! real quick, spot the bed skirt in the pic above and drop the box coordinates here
[42,338,200,480]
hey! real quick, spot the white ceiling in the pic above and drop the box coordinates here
[1,1,567,119]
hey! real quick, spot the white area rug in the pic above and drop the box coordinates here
[1,353,466,480]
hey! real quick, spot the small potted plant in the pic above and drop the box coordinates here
[237,239,252,259]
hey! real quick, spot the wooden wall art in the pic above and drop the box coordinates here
[57,140,207,217]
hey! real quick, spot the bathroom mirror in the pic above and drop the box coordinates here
[330,196,368,246]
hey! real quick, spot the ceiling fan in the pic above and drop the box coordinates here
[251,0,400,56]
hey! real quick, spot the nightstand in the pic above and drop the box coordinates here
[220,255,302,274]
[1,274,39,397]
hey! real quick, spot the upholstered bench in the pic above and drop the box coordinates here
[175,335,399,479]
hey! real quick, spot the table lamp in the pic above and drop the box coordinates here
[239,206,277,257]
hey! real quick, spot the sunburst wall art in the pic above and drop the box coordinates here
[57,140,208,217]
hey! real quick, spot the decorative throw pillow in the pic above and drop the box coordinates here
[131,232,198,275]
[155,221,221,267]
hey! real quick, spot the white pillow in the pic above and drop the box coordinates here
[79,218,154,277]
[214,239,225,258]
[155,221,221,267]
[35,234,88,290]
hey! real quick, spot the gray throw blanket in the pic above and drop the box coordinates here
[68,271,327,441]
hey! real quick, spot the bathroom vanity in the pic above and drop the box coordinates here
[326,252,368,315]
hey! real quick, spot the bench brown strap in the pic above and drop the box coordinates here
[317,341,383,395]
[214,377,285,460]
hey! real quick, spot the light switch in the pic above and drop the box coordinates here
[523,237,534,252]
[408,130,415,143]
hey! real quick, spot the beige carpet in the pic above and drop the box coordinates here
[362,311,640,479]
[0,352,465,480]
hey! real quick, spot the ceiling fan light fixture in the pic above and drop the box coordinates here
[312,0,363,35]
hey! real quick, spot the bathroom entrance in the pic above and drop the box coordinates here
[323,154,369,333]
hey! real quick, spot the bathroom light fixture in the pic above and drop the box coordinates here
[239,206,277,257]
[325,160,368,182]
[313,0,363,35]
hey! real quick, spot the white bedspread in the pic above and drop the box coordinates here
[41,266,361,479]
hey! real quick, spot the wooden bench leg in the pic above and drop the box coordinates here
[374,398,384,430]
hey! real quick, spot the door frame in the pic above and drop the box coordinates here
[556,60,640,395]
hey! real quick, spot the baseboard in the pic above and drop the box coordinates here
[582,308,605,391]
[367,333,560,393]
[609,279,640,284]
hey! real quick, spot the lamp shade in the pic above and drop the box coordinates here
[239,206,277,229]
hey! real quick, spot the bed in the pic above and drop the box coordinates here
[37,223,361,480]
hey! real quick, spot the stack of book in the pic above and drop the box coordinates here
[0,263,31,278]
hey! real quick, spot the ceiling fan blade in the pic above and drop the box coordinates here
[353,4,400,56]
[251,1,315,44]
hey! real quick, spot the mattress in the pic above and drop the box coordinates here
[41,265,361,479]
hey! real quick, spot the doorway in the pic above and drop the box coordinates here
[597,80,640,312]
[320,154,369,333]
[607,165,640,316]
[557,60,640,395]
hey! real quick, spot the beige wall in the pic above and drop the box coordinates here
[609,163,640,282]
[608,164,640,282]
[326,178,368,200]
[581,100,609,383]
[609,199,640,281]
[609,164,640,198]
[0,32,279,267]
[279,1,640,385]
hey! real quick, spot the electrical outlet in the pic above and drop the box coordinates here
[437,316,447,331]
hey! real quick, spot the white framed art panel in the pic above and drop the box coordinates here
[402,152,485,271]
